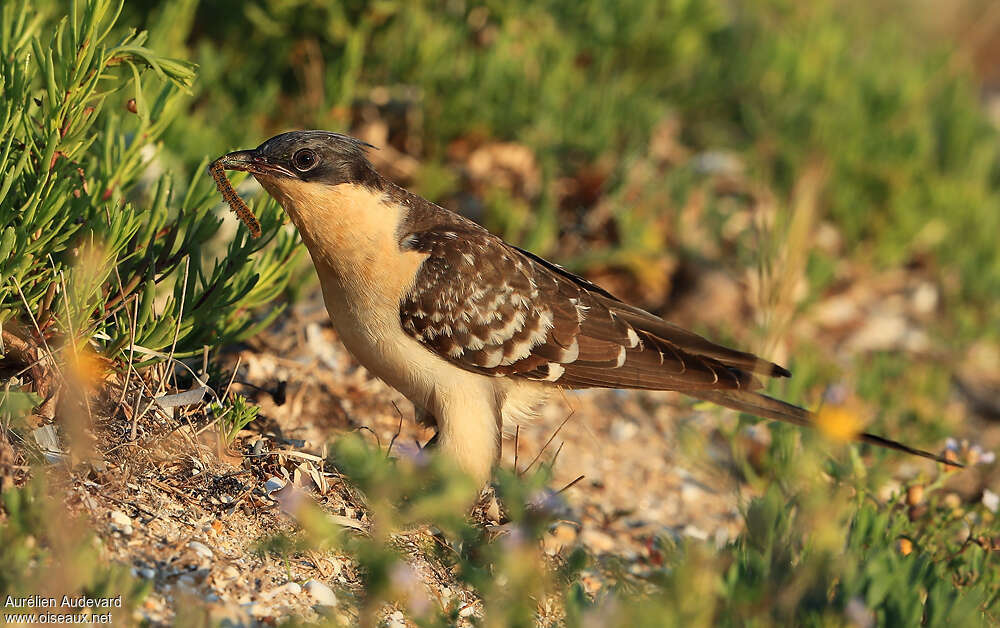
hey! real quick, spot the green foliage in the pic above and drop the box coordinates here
[0,0,298,373]
[215,392,259,444]
[577,481,996,627]
[0,388,41,422]
[263,436,1000,626]
[1,476,149,613]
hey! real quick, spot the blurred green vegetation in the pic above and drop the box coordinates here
[3,0,1000,625]
[0,0,299,367]
[1,477,149,618]
[258,433,1000,627]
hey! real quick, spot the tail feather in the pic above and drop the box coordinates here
[691,390,962,468]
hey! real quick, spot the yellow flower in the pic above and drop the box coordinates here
[897,538,913,556]
[815,404,864,443]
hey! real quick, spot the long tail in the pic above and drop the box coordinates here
[691,390,962,468]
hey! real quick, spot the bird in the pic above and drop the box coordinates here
[214,130,960,486]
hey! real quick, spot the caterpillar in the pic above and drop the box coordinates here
[209,160,262,238]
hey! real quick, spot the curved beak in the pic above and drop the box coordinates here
[213,149,295,177]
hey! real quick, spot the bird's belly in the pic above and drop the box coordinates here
[316,281,480,412]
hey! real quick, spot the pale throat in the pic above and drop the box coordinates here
[254,175,426,309]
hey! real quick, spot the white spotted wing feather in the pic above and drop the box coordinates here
[399,228,790,391]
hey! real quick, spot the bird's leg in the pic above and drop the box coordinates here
[430,392,500,487]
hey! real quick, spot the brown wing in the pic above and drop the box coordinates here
[397,223,963,469]
[399,227,790,391]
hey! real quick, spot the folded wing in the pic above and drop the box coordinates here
[399,227,788,392]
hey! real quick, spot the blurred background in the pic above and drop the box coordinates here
[5,0,1000,624]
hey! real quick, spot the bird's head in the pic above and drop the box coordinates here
[215,130,379,188]
[212,131,408,272]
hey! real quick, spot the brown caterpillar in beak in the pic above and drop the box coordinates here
[210,161,262,238]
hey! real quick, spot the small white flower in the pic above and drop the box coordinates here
[982,489,999,513]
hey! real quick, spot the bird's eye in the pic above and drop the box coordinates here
[292,149,318,172]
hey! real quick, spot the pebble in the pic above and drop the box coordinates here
[682,524,708,541]
[303,579,338,607]
[327,559,343,577]
[221,565,240,580]
[209,604,253,627]
[263,582,301,599]
[244,602,273,618]
[911,282,938,315]
[692,150,744,176]
[459,605,476,618]
[109,510,133,536]
[251,439,267,457]
[609,419,638,442]
[386,609,406,628]
[680,481,707,504]
[188,541,213,559]
[138,567,156,580]
[848,313,917,353]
